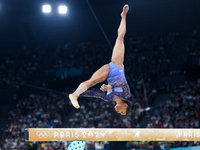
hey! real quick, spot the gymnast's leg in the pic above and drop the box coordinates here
[111,4,129,69]
[69,64,109,108]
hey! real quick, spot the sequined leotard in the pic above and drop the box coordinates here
[80,62,131,101]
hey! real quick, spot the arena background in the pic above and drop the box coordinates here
[0,0,200,48]
[0,0,200,149]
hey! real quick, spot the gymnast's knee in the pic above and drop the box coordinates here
[117,35,124,42]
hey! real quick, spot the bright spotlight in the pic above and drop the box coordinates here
[58,6,67,14]
[43,5,51,13]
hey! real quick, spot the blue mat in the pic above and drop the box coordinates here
[67,141,86,150]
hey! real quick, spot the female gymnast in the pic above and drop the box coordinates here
[69,5,140,115]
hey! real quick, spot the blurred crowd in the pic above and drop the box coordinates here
[0,46,47,89]
[183,31,200,68]
[0,42,110,89]
[126,79,200,149]
[126,33,179,83]
[1,93,73,150]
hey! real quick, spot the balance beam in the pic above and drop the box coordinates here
[25,128,200,141]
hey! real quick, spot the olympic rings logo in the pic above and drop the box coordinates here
[36,131,50,138]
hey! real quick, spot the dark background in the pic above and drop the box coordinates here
[0,0,200,49]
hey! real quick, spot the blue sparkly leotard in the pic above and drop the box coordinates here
[80,62,131,101]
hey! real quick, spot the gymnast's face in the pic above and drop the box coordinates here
[114,103,128,115]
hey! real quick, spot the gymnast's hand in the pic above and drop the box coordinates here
[100,84,112,91]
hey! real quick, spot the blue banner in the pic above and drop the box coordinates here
[56,68,83,78]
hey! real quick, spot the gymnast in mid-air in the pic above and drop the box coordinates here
[69,4,140,115]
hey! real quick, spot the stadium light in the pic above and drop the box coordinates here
[42,5,51,13]
[58,6,67,14]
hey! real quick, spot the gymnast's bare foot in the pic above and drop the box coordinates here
[69,93,80,109]
[121,4,129,18]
